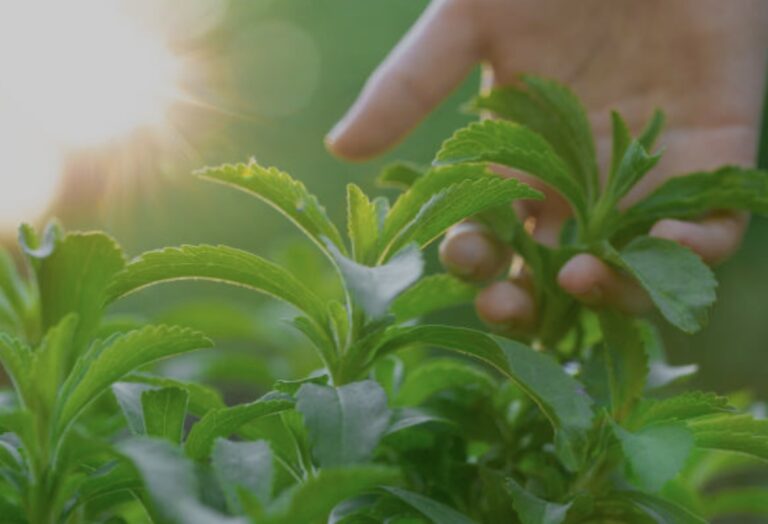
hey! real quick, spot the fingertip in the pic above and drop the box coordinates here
[439,224,509,282]
[649,214,747,265]
[557,254,605,298]
[475,280,536,329]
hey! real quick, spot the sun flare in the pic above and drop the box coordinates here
[0,0,182,227]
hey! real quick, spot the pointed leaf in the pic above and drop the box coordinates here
[638,109,666,151]
[605,140,661,203]
[629,392,732,429]
[296,380,391,467]
[434,120,583,221]
[142,386,189,443]
[395,358,496,407]
[197,162,345,253]
[107,245,327,326]
[185,395,294,460]
[382,487,476,524]
[347,184,379,264]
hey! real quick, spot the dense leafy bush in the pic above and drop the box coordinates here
[1,77,768,523]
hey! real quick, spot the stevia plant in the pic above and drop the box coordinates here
[1,75,768,523]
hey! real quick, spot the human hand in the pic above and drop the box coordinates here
[326,0,768,331]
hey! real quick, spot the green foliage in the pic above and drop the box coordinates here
[0,74,767,523]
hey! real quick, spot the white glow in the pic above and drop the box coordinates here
[0,0,183,227]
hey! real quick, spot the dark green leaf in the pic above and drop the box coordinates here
[612,236,717,333]
[185,395,294,460]
[605,140,661,204]
[609,111,632,178]
[629,392,732,429]
[142,387,189,443]
[382,487,475,524]
[197,162,345,254]
[107,245,328,327]
[434,120,584,221]
[615,491,707,524]
[505,479,571,524]
[390,274,476,321]
[703,487,768,518]
[296,380,391,467]
[395,358,495,407]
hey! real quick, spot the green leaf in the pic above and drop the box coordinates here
[112,382,152,434]
[609,111,632,178]
[262,466,398,524]
[629,392,732,429]
[142,387,189,443]
[382,487,475,524]
[615,491,707,524]
[375,326,593,469]
[296,380,391,467]
[347,184,379,264]
[611,236,717,333]
[212,438,274,511]
[505,479,571,524]
[703,487,768,518]
[605,140,661,204]
[638,109,666,151]
[0,334,31,406]
[0,250,29,327]
[327,242,423,319]
[197,162,345,254]
[390,274,476,321]
[617,167,768,236]
[119,437,246,524]
[395,358,496,407]
[123,373,225,416]
[30,314,78,410]
[598,311,649,419]
[613,422,694,492]
[377,162,424,190]
[107,245,328,327]
[434,120,584,221]
[686,414,768,460]
[185,395,294,460]
[56,325,211,432]
[29,231,125,356]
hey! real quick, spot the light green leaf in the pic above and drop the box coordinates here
[605,140,661,204]
[296,380,391,467]
[615,490,707,524]
[638,109,666,151]
[377,162,425,190]
[212,438,274,512]
[107,245,327,327]
[617,167,768,237]
[119,437,246,524]
[598,311,649,420]
[609,111,632,178]
[0,249,29,328]
[56,325,211,432]
[390,274,476,321]
[395,358,496,407]
[505,479,571,524]
[28,231,125,356]
[30,314,78,410]
[686,414,768,460]
[185,395,294,460]
[629,392,732,429]
[613,422,694,492]
[196,162,345,254]
[612,236,717,333]
[327,242,423,319]
[123,373,225,416]
[112,382,152,434]
[703,487,768,518]
[347,184,379,264]
[375,326,593,469]
[382,486,475,524]
[0,334,31,406]
[142,386,189,443]
[262,466,398,524]
[434,120,583,221]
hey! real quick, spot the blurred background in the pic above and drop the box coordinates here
[0,0,765,397]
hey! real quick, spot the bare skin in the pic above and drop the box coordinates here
[327,0,768,331]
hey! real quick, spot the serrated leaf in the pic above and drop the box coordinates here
[185,395,294,460]
[598,311,649,420]
[0,334,32,406]
[142,386,189,443]
[347,184,379,264]
[296,380,391,467]
[611,236,717,333]
[262,466,398,524]
[119,437,246,524]
[395,358,496,407]
[56,325,211,432]
[613,422,694,492]
[382,487,475,524]
[505,479,571,524]
[107,245,328,327]
[374,326,593,469]
[434,120,584,221]
[197,162,345,254]
[377,162,424,189]
[629,392,732,429]
[390,274,476,321]
[686,414,768,460]
[30,232,125,357]
[327,242,423,319]
[617,167,768,237]
[123,373,225,416]
[30,314,78,410]
[212,438,274,512]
